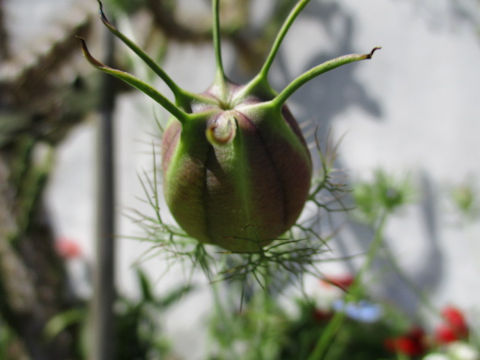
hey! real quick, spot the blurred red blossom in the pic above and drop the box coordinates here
[321,274,355,291]
[312,308,332,322]
[55,237,82,259]
[385,326,427,356]
[435,306,469,344]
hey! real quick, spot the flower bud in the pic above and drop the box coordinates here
[161,83,312,252]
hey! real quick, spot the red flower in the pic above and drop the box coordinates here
[55,237,82,259]
[385,326,426,356]
[321,274,354,291]
[313,308,332,322]
[435,306,469,344]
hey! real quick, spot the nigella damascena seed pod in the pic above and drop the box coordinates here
[81,0,379,253]
[161,83,312,252]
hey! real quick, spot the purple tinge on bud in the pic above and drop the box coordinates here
[161,94,312,253]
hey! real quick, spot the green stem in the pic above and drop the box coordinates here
[382,245,440,318]
[260,0,311,80]
[210,283,240,359]
[97,0,214,110]
[14,144,54,245]
[309,312,345,360]
[272,47,381,108]
[242,0,311,98]
[212,0,226,86]
[79,37,190,123]
[307,211,388,360]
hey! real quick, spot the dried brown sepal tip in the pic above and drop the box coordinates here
[76,36,107,69]
[97,0,111,27]
[365,46,382,59]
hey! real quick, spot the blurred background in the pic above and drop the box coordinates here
[0,0,479,359]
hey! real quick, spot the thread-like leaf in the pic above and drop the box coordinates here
[96,0,214,110]
[78,37,190,123]
[272,47,382,108]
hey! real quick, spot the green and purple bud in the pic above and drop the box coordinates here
[161,82,312,252]
[80,0,380,252]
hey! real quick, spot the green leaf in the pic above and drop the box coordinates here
[158,284,195,309]
[135,267,154,303]
[44,308,86,341]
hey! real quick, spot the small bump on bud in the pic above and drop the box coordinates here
[206,113,237,146]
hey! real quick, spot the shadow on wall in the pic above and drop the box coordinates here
[292,2,448,315]
[227,0,449,314]
[294,2,454,315]
[339,173,445,316]
[374,173,444,316]
[279,1,383,122]
[392,0,480,33]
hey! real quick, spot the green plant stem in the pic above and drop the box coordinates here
[241,0,311,98]
[272,47,381,108]
[382,245,440,318]
[210,283,240,359]
[96,0,214,110]
[212,0,226,89]
[79,38,190,123]
[307,211,388,360]
[14,143,54,245]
